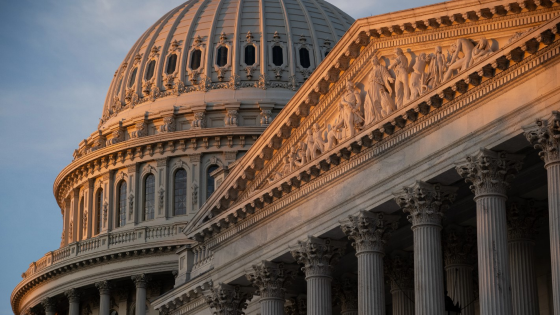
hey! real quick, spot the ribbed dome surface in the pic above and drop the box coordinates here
[101,0,353,127]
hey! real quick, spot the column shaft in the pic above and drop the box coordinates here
[260,298,285,315]
[307,276,332,315]
[509,239,539,315]
[357,252,384,315]
[135,285,146,315]
[390,289,414,315]
[413,224,445,315]
[445,265,475,315]
[69,300,79,315]
[100,292,111,315]
[476,195,513,315]
[548,163,560,315]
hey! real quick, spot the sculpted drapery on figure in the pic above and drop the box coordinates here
[388,48,410,108]
[426,46,446,88]
[337,81,363,139]
[364,56,395,125]
[409,52,429,101]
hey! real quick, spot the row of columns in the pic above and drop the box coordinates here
[203,112,560,315]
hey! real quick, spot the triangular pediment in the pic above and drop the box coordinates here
[184,0,560,239]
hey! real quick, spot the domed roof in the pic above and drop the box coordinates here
[100,0,354,128]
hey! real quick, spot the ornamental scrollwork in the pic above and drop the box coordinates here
[393,181,457,226]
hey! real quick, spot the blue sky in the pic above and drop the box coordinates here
[0,0,440,314]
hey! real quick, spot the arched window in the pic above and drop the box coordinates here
[144,174,156,221]
[299,48,311,68]
[216,46,228,67]
[95,188,103,235]
[174,169,187,216]
[191,49,202,70]
[145,60,156,80]
[244,45,255,65]
[206,164,219,200]
[272,46,283,66]
[166,54,177,74]
[129,68,138,87]
[117,181,127,227]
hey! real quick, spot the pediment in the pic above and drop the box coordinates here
[184,0,560,239]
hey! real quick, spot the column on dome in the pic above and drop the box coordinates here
[95,281,112,315]
[64,289,80,315]
[41,297,56,315]
[340,211,399,315]
[132,274,150,315]
[84,179,95,239]
[204,283,254,315]
[290,236,346,315]
[442,225,477,315]
[333,276,358,315]
[507,199,544,315]
[524,111,560,315]
[394,181,457,315]
[156,158,168,219]
[456,148,523,315]
[127,164,138,225]
[101,172,111,233]
[62,198,70,247]
[385,251,414,315]
[246,261,298,315]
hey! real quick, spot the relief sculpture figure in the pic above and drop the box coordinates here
[388,48,410,108]
[443,38,475,81]
[337,81,364,139]
[471,37,494,65]
[426,46,446,89]
[364,56,395,125]
[409,52,429,101]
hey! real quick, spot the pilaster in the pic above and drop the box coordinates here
[156,158,168,219]
[127,164,139,225]
[72,189,80,242]
[84,179,95,239]
[189,154,201,212]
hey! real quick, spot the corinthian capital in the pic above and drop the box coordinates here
[245,261,298,299]
[41,297,56,313]
[340,211,399,254]
[507,198,545,241]
[95,281,111,295]
[290,236,346,278]
[393,181,457,227]
[131,274,151,288]
[203,283,253,315]
[64,289,80,303]
[443,225,476,266]
[523,111,560,165]
[455,148,523,197]
[384,251,414,292]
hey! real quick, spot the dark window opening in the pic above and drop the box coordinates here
[216,46,228,67]
[117,181,127,227]
[166,54,177,74]
[129,68,137,87]
[174,169,187,216]
[144,174,155,221]
[244,45,256,65]
[145,60,156,80]
[272,46,283,66]
[96,189,103,234]
[191,49,202,70]
[299,48,311,68]
[206,165,219,200]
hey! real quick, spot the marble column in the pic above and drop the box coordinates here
[64,289,80,315]
[204,283,254,315]
[394,181,457,315]
[385,251,414,315]
[246,261,298,315]
[340,211,399,315]
[132,274,150,315]
[456,148,523,315]
[41,297,56,315]
[333,277,358,315]
[290,236,346,315]
[524,111,560,315]
[95,281,112,315]
[507,199,544,315]
[442,225,477,315]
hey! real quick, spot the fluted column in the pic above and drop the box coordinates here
[95,281,112,315]
[290,236,346,315]
[333,277,358,315]
[246,261,298,315]
[456,148,523,315]
[524,111,560,315]
[385,251,414,315]
[64,289,80,315]
[132,274,150,315]
[204,283,254,315]
[507,199,544,315]
[394,181,457,315]
[442,225,477,315]
[41,297,56,315]
[340,211,399,315]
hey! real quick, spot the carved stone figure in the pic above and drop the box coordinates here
[364,56,395,125]
[471,37,494,65]
[388,48,410,108]
[192,112,206,129]
[443,38,475,81]
[269,156,291,183]
[337,81,363,139]
[159,116,175,133]
[409,52,429,100]
[131,122,147,138]
[426,46,446,88]
[225,110,238,127]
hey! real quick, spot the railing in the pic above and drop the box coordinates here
[21,223,187,279]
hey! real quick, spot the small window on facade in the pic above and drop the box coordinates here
[216,46,228,67]
[207,164,219,200]
[299,48,311,68]
[96,189,103,235]
[244,45,255,65]
[272,46,283,66]
[144,174,155,221]
[174,169,187,216]
[129,68,137,87]
[167,54,177,74]
[117,181,127,227]
[145,60,156,80]
[191,49,202,70]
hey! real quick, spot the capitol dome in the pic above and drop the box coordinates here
[100,0,354,130]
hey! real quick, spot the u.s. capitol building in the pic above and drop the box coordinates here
[10,0,560,314]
